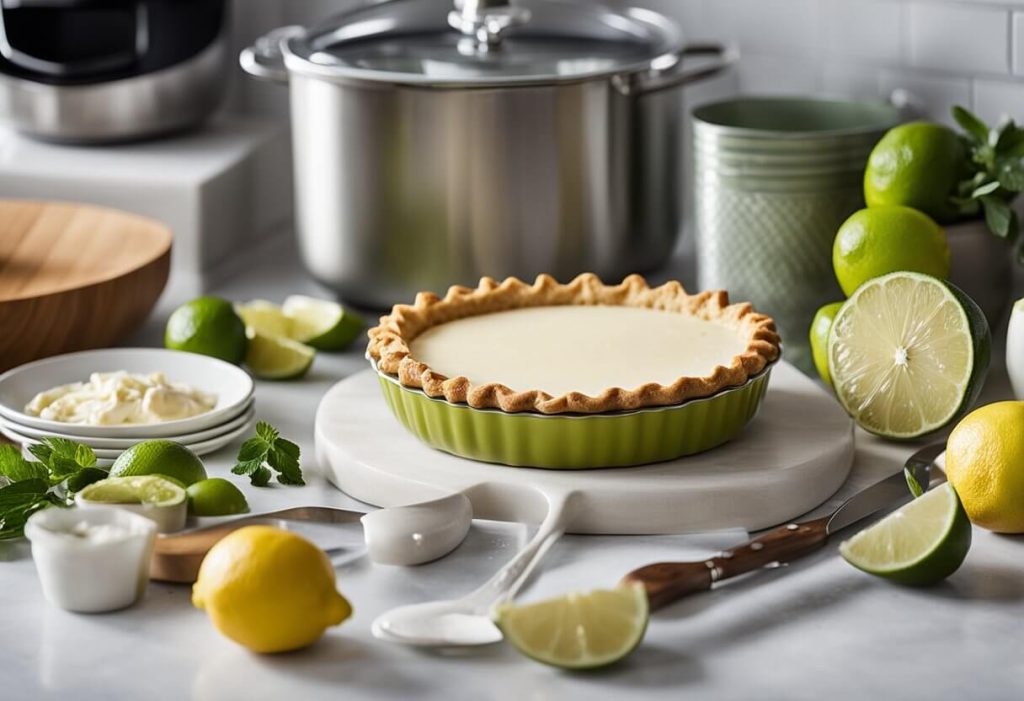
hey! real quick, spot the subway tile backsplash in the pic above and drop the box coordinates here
[230,0,1024,125]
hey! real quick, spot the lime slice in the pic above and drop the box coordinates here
[839,482,972,586]
[493,585,649,670]
[283,295,364,351]
[77,475,188,532]
[244,328,315,380]
[827,272,990,439]
[236,300,292,338]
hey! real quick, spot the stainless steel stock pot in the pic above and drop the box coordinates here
[242,0,732,307]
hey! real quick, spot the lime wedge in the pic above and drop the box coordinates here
[244,328,315,380]
[79,475,186,507]
[493,585,649,670]
[283,295,364,351]
[236,300,292,338]
[827,272,990,439]
[839,482,972,586]
[77,475,188,532]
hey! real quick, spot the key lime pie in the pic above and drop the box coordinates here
[368,274,781,468]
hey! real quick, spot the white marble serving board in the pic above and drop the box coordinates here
[315,363,855,534]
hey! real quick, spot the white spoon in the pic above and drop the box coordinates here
[372,490,579,647]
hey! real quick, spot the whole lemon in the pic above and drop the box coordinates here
[192,526,352,653]
[832,206,949,296]
[945,401,1024,533]
[864,122,967,223]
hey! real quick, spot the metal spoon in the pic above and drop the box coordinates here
[372,490,579,647]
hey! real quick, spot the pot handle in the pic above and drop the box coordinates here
[614,43,738,96]
[239,26,304,84]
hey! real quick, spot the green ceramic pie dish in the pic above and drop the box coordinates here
[371,359,775,470]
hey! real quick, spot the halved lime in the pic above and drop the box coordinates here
[839,482,972,586]
[493,585,649,670]
[827,272,990,439]
[283,295,364,351]
[79,475,186,507]
[77,475,189,532]
[236,299,292,338]
[244,328,315,380]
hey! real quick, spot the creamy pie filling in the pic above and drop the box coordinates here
[408,306,749,397]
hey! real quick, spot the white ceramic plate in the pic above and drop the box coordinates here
[0,348,254,438]
[3,414,254,463]
[1,402,255,449]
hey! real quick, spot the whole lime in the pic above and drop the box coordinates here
[166,296,248,364]
[110,440,208,486]
[809,301,843,387]
[832,206,949,296]
[186,478,250,516]
[864,122,967,222]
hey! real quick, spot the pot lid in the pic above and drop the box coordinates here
[281,0,683,86]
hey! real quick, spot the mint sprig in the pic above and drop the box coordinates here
[231,421,304,487]
[0,439,105,540]
[951,105,1024,260]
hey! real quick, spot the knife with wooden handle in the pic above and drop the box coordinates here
[622,443,945,610]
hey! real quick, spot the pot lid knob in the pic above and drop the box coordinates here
[447,0,531,51]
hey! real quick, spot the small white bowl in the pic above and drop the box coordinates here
[1007,300,1024,400]
[25,507,157,613]
[75,493,187,534]
[0,348,254,438]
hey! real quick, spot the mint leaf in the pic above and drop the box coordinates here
[268,438,303,486]
[953,105,989,144]
[998,162,1024,192]
[0,445,48,483]
[982,195,1014,238]
[971,180,1001,198]
[231,421,303,487]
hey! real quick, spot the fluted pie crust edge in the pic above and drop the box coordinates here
[367,274,781,415]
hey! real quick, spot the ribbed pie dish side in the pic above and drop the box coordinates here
[367,273,781,469]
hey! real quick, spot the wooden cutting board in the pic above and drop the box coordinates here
[315,363,856,534]
[0,200,172,372]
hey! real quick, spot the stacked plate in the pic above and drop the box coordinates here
[0,349,255,467]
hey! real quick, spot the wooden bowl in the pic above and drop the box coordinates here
[0,200,172,373]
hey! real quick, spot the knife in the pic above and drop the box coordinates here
[151,506,365,583]
[621,443,946,609]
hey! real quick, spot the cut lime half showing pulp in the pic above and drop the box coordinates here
[244,328,315,380]
[493,585,649,670]
[282,295,363,351]
[77,475,188,533]
[840,482,972,586]
[827,272,990,439]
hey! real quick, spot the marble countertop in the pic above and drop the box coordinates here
[2,240,1022,701]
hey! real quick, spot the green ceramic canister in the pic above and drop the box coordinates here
[692,97,899,373]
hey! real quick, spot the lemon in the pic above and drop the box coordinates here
[166,297,248,364]
[282,295,364,351]
[244,328,315,380]
[832,206,950,296]
[945,401,1024,533]
[109,440,208,486]
[192,526,352,653]
[809,301,843,386]
[186,478,249,516]
[828,272,990,439]
[864,122,967,222]
[494,585,649,670]
[840,482,971,586]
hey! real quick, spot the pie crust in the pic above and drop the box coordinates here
[367,274,781,414]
